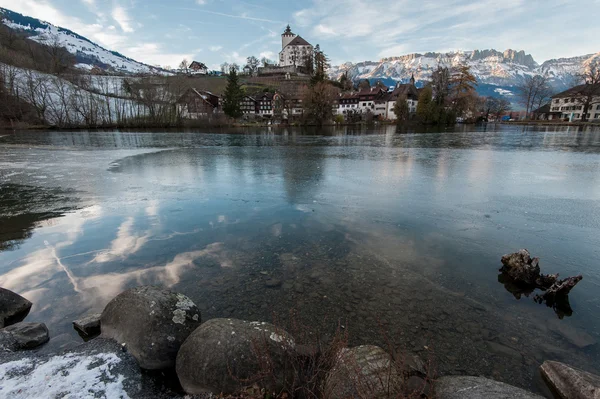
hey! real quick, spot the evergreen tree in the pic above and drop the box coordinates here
[223,68,243,119]
[416,86,433,123]
[311,44,330,84]
[393,94,409,122]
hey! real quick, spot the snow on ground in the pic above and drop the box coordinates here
[0,352,130,399]
[0,63,147,125]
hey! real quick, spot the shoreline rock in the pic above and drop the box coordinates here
[176,318,296,395]
[73,313,102,338]
[436,376,545,398]
[101,286,201,370]
[540,360,600,399]
[0,287,33,328]
[1,322,49,350]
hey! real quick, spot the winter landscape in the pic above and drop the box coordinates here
[1,1,600,399]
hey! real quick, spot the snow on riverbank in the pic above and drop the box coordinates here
[0,352,129,398]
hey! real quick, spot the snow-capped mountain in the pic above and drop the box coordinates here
[0,7,164,74]
[330,49,599,95]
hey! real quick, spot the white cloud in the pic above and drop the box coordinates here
[111,5,134,33]
[125,43,194,67]
[210,45,223,52]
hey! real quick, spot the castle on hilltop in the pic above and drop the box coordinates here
[279,25,314,68]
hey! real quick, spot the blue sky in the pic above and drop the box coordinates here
[2,0,599,69]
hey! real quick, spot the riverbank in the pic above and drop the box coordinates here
[2,285,585,398]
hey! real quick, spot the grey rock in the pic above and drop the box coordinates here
[101,286,201,370]
[0,287,32,328]
[1,322,49,349]
[540,360,600,399]
[73,313,102,337]
[176,318,297,395]
[436,376,544,398]
[324,345,401,399]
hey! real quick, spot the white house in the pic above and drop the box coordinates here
[548,84,600,121]
[279,25,313,68]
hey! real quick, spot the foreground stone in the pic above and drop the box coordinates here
[176,318,296,395]
[436,376,544,398]
[73,313,102,337]
[0,287,32,328]
[324,345,403,399]
[501,249,542,286]
[540,360,600,399]
[0,338,182,398]
[1,322,49,350]
[101,286,201,370]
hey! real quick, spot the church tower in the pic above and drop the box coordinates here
[410,73,416,86]
[282,25,296,50]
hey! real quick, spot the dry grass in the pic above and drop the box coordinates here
[219,310,436,399]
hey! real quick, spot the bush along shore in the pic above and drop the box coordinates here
[1,285,598,398]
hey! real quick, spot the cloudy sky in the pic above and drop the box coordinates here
[2,0,599,69]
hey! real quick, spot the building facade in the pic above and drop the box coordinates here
[279,25,314,68]
[549,84,600,121]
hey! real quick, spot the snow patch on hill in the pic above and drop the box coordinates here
[0,7,165,75]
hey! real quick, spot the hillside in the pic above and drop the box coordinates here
[0,7,164,74]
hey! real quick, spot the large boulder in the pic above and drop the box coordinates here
[540,360,600,399]
[0,287,32,328]
[436,376,544,398]
[176,318,297,395]
[101,286,201,370]
[0,322,49,350]
[324,345,403,399]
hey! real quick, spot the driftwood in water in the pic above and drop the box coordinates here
[499,249,583,318]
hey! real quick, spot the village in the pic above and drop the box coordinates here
[173,25,600,126]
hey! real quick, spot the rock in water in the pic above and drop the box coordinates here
[500,249,541,286]
[73,313,101,338]
[176,318,297,395]
[0,287,32,328]
[436,376,544,398]
[540,361,600,399]
[1,322,49,349]
[101,286,201,370]
[324,345,401,399]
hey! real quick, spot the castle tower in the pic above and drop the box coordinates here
[282,25,296,50]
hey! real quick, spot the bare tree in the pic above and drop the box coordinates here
[179,59,189,75]
[246,56,260,76]
[517,74,551,118]
[574,61,600,122]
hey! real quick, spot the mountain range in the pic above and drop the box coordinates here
[1,7,598,102]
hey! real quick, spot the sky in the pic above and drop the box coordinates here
[1,0,599,69]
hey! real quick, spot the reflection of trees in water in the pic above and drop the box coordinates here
[0,184,79,251]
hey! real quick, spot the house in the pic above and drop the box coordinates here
[257,93,275,117]
[177,88,220,118]
[279,25,313,68]
[532,104,554,120]
[384,77,420,120]
[336,92,360,115]
[549,83,600,122]
[241,96,258,115]
[357,86,388,114]
[188,61,208,75]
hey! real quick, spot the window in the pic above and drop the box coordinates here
[595,114,600,119]
[554,99,559,104]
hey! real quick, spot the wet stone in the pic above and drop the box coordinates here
[1,322,49,350]
[0,288,32,328]
[73,313,101,338]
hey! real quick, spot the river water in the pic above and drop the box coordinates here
[1,124,600,392]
